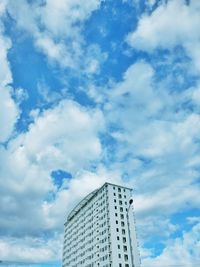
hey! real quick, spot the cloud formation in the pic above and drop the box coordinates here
[0,0,200,265]
[142,221,200,266]
[0,4,19,142]
[127,0,200,71]
[7,0,104,72]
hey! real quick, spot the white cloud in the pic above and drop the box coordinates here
[43,166,123,229]
[0,87,19,142]
[41,0,101,37]
[106,61,162,118]
[138,217,178,245]
[131,0,158,12]
[142,222,200,266]
[0,0,8,20]
[187,216,200,224]
[135,182,200,218]
[1,0,200,263]
[35,35,75,68]
[0,37,11,86]
[105,60,200,230]
[0,2,109,261]
[0,165,123,263]
[37,80,64,104]
[97,59,200,262]
[0,98,107,261]
[183,84,200,109]
[127,0,200,72]
[0,4,19,142]
[106,61,173,157]
[14,87,29,104]
[0,234,62,263]
[20,99,104,172]
[7,0,104,71]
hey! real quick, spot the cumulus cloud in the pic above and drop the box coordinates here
[127,0,200,72]
[104,59,200,244]
[0,234,63,263]
[0,0,108,262]
[0,37,11,86]
[0,87,19,142]
[138,217,178,246]
[7,0,104,71]
[0,165,122,262]
[135,182,200,218]
[22,100,103,172]
[0,97,107,261]
[106,61,171,157]
[120,2,200,232]
[0,3,19,142]
[0,98,104,230]
[41,0,101,37]
[142,222,200,266]
[43,166,123,229]
[1,0,200,264]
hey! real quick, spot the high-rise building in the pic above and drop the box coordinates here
[62,182,140,267]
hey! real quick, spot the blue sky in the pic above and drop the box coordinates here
[0,0,200,266]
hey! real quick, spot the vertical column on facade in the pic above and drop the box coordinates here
[105,184,112,266]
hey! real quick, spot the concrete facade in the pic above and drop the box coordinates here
[62,182,140,267]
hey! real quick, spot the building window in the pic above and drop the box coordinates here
[123,245,127,252]
[124,254,128,261]
[118,254,121,258]
[118,245,120,249]
[116,220,118,224]
[119,200,123,205]
[115,206,117,210]
[122,229,125,234]
[123,237,126,243]
[118,188,121,192]
[116,228,119,232]
[120,207,123,212]
[121,221,125,227]
[119,194,122,198]
[120,214,124,219]
[117,236,120,240]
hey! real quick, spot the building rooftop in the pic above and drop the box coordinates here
[65,182,133,223]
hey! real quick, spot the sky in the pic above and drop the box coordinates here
[0,0,200,266]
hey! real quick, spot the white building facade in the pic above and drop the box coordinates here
[62,182,140,267]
